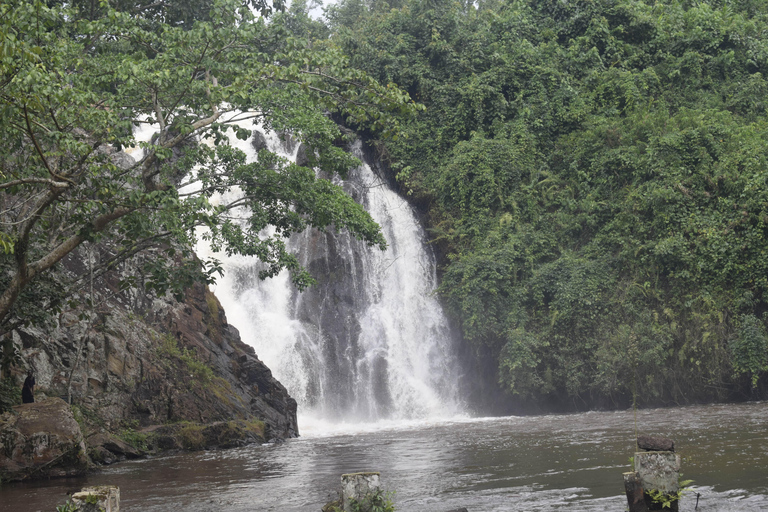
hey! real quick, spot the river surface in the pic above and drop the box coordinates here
[2,401,767,512]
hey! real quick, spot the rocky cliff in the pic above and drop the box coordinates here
[1,241,298,481]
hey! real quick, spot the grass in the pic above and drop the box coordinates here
[157,334,215,385]
[176,422,206,450]
[119,426,149,452]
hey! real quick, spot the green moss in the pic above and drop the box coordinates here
[70,405,86,434]
[157,333,182,358]
[235,418,266,440]
[156,334,215,386]
[119,427,149,452]
[177,422,205,450]
[179,348,214,385]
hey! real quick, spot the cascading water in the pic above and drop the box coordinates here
[197,126,464,423]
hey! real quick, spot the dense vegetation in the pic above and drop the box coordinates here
[326,0,768,409]
[3,0,767,412]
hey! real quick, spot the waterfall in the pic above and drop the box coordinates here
[198,127,464,423]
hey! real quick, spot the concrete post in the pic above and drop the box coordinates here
[71,485,120,512]
[341,472,381,512]
[634,451,682,511]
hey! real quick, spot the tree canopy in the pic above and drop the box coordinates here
[329,0,768,408]
[0,0,418,335]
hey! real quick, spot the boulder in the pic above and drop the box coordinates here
[251,130,268,152]
[637,435,675,452]
[0,397,88,481]
[87,432,142,463]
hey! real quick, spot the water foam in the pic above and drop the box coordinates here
[194,124,465,426]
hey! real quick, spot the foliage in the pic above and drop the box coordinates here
[731,315,768,387]
[177,422,206,450]
[0,376,20,414]
[119,426,149,452]
[348,489,396,512]
[329,0,768,407]
[55,500,79,512]
[647,479,695,509]
[0,0,419,336]
[157,334,214,385]
[0,337,21,379]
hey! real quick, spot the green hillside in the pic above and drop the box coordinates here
[327,0,768,409]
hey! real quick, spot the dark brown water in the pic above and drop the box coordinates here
[2,402,766,512]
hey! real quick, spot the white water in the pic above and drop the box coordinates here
[191,123,465,425]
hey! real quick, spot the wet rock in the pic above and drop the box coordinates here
[110,151,135,171]
[278,130,298,154]
[295,143,310,167]
[88,445,119,465]
[0,398,88,481]
[87,432,141,462]
[132,419,266,453]
[251,130,268,152]
[8,214,298,482]
[637,435,675,452]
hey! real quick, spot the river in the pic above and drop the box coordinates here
[3,401,766,512]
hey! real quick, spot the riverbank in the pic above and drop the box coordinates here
[0,397,276,483]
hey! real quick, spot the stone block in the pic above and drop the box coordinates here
[341,472,381,512]
[634,451,681,494]
[71,485,120,512]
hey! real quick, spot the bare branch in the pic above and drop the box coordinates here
[0,178,70,191]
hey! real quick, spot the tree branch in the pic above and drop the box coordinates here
[0,178,70,191]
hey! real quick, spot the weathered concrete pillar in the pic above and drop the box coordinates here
[71,485,120,512]
[624,436,682,511]
[634,450,681,511]
[341,472,381,512]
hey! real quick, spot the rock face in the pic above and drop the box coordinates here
[2,235,298,478]
[0,398,89,481]
[11,274,297,437]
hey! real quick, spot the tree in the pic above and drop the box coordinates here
[0,0,419,334]
[330,0,768,407]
